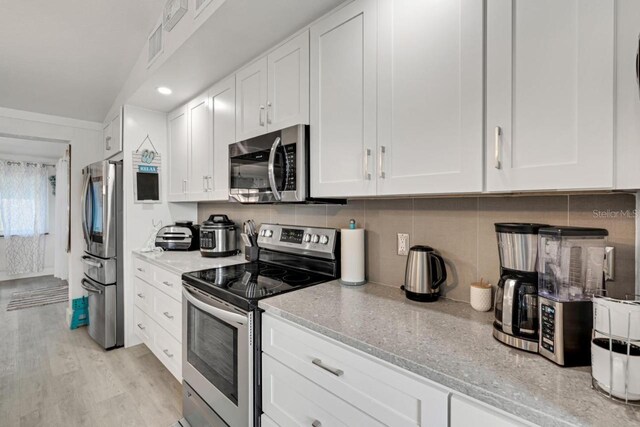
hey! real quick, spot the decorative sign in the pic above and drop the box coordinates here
[133,135,162,204]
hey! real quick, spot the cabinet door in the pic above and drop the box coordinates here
[168,106,189,201]
[615,0,640,189]
[236,57,268,141]
[110,111,122,155]
[267,31,310,132]
[450,395,530,427]
[188,92,213,201]
[486,0,614,192]
[210,76,235,200]
[102,122,112,159]
[377,0,483,196]
[310,0,377,197]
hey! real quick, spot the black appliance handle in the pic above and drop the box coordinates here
[429,253,447,289]
[208,214,231,223]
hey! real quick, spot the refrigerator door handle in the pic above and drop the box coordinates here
[80,171,91,244]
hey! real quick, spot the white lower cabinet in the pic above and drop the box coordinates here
[133,255,183,382]
[262,313,536,427]
[450,395,532,427]
[260,414,279,427]
[262,313,449,427]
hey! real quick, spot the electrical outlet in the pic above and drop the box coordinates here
[397,233,410,256]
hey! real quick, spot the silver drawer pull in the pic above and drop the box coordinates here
[137,293,144,299]
[163,311,174,320]
[312,358,343,377]
[137,323,145,330]
[162,281,173,287]
[163,349,174,358]
[136,267,145,272]
[312,421,322,427]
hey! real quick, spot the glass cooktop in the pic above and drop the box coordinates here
[182,262,332,310]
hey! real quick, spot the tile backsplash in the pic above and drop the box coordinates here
[198,193,636,302]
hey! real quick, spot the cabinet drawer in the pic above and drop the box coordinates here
[450,395,531,427]
[261,414,279,427]
[133,277,152,314]
[263,354,382,427]
[133,306,153,344]
[154,320,182,381]
[263,314,449,427]
[153,288,182,341]
[133,257,153,282]
[153,267,182,301]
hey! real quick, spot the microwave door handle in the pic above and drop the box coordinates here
[182,287,247,325]
[81,172,91,243]
[268,136,282,201]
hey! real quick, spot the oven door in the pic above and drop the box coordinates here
[82,161,117,258]
[229,124,306,203]
[182,283,252,427]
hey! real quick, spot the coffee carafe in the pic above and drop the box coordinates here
[493,223,549,353]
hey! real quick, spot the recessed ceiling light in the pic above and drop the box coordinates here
[157,86,172,95]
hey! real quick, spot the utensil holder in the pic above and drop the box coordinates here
[470,280,493,312]
[245,246,259,262]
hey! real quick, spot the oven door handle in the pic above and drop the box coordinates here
[182,287,247,326]
[268,136,282,201]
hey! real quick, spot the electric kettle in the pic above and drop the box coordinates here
[402,245,447,302]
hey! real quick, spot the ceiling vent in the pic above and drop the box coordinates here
[164,0,188,32]
[148,23,163,67]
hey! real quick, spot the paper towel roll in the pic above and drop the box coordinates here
[340,228,366,286]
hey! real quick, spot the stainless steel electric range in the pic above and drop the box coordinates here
[180,223,340,427]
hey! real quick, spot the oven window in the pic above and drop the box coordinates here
[187,303,239,405]
[230,147,288,191]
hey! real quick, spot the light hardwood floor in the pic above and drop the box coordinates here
[0,275,182,427]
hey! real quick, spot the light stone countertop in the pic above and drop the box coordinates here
[132,250,247,275]
[258,280,640,427]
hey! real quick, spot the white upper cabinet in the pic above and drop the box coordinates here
[267,31,310,132]
[103,108,122,159]
[486,0,615,192]
[188,92,213,201]
[236,57,268,141]
[615,0,640,189]
[310,0,378,198]
[377,0,484,196]
[167,106,189,201]
[236,31,310,142]
[209,76,235,200]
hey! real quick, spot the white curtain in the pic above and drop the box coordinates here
[0,161,49,275]
[54,155,69,280]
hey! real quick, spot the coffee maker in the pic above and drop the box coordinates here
[493,223,549,352]
[538,226,608,366]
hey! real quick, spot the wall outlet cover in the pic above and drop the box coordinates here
[398,233,410,256]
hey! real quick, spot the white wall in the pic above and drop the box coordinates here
[0,107,102,304]
[122,105,196,346]
[0,153,58,281]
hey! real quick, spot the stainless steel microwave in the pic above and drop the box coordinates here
[229,125,308,203]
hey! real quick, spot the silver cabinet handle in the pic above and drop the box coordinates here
[259,105,266,126]
[203,175,208,192]
[137,323,145,330]
[637,33,640,99]
[267,101,272,124]
[494,126,502,169]
[183,179,188,194]
[105,135,112,151]
[378,146,386,179]
[163,349,174,358]
[207,176,213,191]
[162,281,173,287]
[312,358,344,377]
[312,421,322,427]
[364,148,371,180]
[163,311,174,320]
[137,293,144,299]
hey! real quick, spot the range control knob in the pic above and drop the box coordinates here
[260,230,266,237]
[265,229,273,238]
[311,234,320,244]
[303,233,312,243]
[319,235,329,245]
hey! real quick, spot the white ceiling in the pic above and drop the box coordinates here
[0,137,68,161]
[0,0,165,123]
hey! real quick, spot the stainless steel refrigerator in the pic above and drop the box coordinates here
[81,160,123,349]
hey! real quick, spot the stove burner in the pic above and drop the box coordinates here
[281,272,312,283]
[259,267,287,277]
